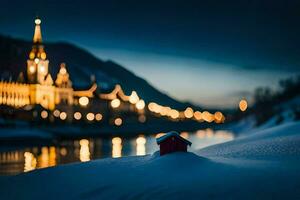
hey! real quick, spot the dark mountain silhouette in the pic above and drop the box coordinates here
[0,34,199,110]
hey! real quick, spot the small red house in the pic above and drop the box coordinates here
[156,131,192,156]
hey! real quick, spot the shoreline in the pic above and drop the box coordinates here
[1,122,300,199]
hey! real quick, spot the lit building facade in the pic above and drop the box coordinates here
[0,18,92,111]
[0,17,224,124]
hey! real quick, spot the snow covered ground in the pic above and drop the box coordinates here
[0,122,300,199]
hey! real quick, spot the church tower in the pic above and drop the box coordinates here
[27,17,50,84]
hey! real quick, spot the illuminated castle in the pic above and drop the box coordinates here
[0,17,94,110]
[0,17,224,124]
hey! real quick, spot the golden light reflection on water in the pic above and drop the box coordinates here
[136,136,146,156]
[206,129,214,138]
[79,139,90,162]
[196,130,206,138]
[36,146,57,168]
[112,137,122,158]
[196,129,233,140]
[38,147,49,168]
[24,152,37,172]
[60,147,67,156]
[1,129,234,175]
[49,147,56,167]
[180,132,189,139]
[215,130,234,140]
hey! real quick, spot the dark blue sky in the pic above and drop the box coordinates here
[1,0,300,108]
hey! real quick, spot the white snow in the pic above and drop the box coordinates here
[227,95,300,136]
[198,122,300,159]
[225,116,256,134]
[0,122,300,199]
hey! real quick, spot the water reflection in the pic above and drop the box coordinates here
[0,129,234,175]
[136,136,146,156]
[180,132,189,139]
[112,137,122,158]
[196,129,233,140]
[193,129,234,149]
[36,146,57,168]
[60,147,67,156]
[79,139,90,162]
[24,152,36,172]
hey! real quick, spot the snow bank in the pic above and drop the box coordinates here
[198,122,300,160]
[0,122,300,199]
[225,116,256,134]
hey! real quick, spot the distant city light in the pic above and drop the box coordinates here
[95,113,103,121]
[170,109,179,119]
[29,52,35,59]
[39,65,45,73]
[135,99,145,110]
[29,65,35,73]
[114,118,123,126]
[160,106,170,116]
[202,111,214,122]
[239,99,248,111]
[41,52,47,59]
[148,102,156,111]
[129,91,139,104]
[79,96,89,107]
[111,98,121,108]
[59,67,67,75]
[59,112,67,120]
[214,111,223,122]
[184,107,194,118]
[74,112,82,120]
[0,16,233,130]
[40,110,48,119]
[193,111,202,120]
[35,18,41,25]
[86,113,95,121]
[53,109,60,117]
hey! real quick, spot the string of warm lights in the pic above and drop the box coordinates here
[36,83,230,125]
[148,102,225,123]
[0,17,242,126]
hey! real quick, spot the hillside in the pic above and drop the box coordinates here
[0,35,195,110]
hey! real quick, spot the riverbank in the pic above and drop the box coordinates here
[0,122,299,199]
[0,120,210,141]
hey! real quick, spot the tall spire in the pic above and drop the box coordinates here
[27,17,49,85]
[33,17,42,44]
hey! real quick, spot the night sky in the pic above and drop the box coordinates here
[1,0,300,108]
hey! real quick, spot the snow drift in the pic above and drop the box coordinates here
[0,122,300,199]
